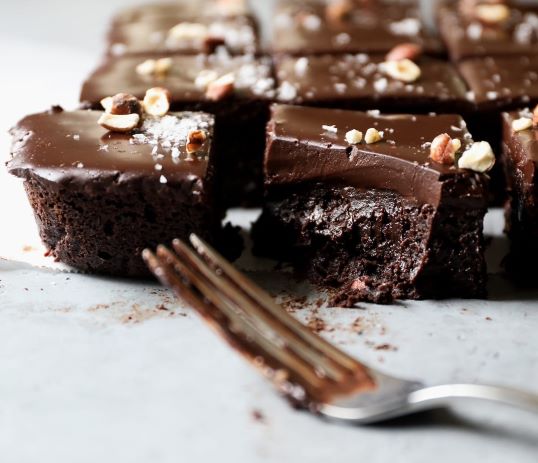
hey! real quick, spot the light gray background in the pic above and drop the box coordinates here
[1,2,538,463]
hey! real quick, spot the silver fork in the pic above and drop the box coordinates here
[143,234,538,424]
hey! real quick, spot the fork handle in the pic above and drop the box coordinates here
[409,384,538,413]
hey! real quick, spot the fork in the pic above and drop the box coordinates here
[143,235,538,424]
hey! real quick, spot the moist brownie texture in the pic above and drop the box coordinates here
[437,1,538,61]
[502,107,538,281]
[253,105,489,305]
[7,107,225,277]
[272,0,444,56]
[107,14,259,56]
[81,53,276,206]
[274,53,469,114]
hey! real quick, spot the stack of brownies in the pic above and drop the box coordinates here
[7,0,538,305]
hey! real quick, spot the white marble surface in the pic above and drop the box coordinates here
[1,1,538,462]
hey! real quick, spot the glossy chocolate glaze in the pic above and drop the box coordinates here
[107,15,258,56]
[275,53,469,113]
[8,108,214,187]
[81,53,275,105]
[272,0,444,56]
[265,105,487,207]
[502,109,538,186]
[437,2,538,61]
[459,55,538,109]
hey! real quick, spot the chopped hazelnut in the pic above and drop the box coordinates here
[205,73,235,101]
[512,117,533,132]
[322,124,338,133]
[364,128,383,144]
[345,129,363,144]
[100,96,113,113]
[385,43,423,62]
[195,69,219,89]
[429,133,457,165]
[167,22,208,43]
[155,58,173,75]
[474,4,510,25]
[136,58,173,77]
[109,93,142,116]
[452,138,462,153]
[533,105,538,127]
[380,59,421,83]
[136,59,157,76]
[186,129,208,154]
[326,0,354,22]
[98,113,140,133]
[458,141,496,173]
[143,87,171,117]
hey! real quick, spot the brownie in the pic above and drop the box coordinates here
[274,53,470,114]
[253,104,490,305]
[7,107,227,277]
[501,107,538,281]
[111,0,249,26]
[107,14,259,56]
[458,54,538,111]
[457,54,538,203]
[81,53,276,206]
[437,1,538,61]
[272,0,444,56]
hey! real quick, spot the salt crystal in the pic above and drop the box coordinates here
[278,81,297,101]
[322,125,338,133]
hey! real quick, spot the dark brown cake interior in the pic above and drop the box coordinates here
[253,105,489,305]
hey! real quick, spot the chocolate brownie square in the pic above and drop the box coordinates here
[81,53,276,206]
[274,52,469,114]
[108,14,259,56]
[272,0,444,56]
[458,54,538,202]
[437,1,538,61]
[111,0,249,26]
[7,107,228,277]
[253,105,491,305]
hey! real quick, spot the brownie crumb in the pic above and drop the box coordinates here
[307,316,326,334]
[374,343,398,352]
[251,409,266,423]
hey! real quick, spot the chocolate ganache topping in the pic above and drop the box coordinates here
[7,107,214,188]
[265,105,487,207]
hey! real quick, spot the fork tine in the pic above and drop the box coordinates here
[188,234,364,372]
[171,239,354,383]
[146,245,332,392]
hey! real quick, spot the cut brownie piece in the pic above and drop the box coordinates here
[272,0,444,56]
[253,105,491,305]
[107,14,259,56]
[274,52,469,114]
[501,106,538,281]
[437,1,538,61]
[7,106,228,277]
[80,53,276,206]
